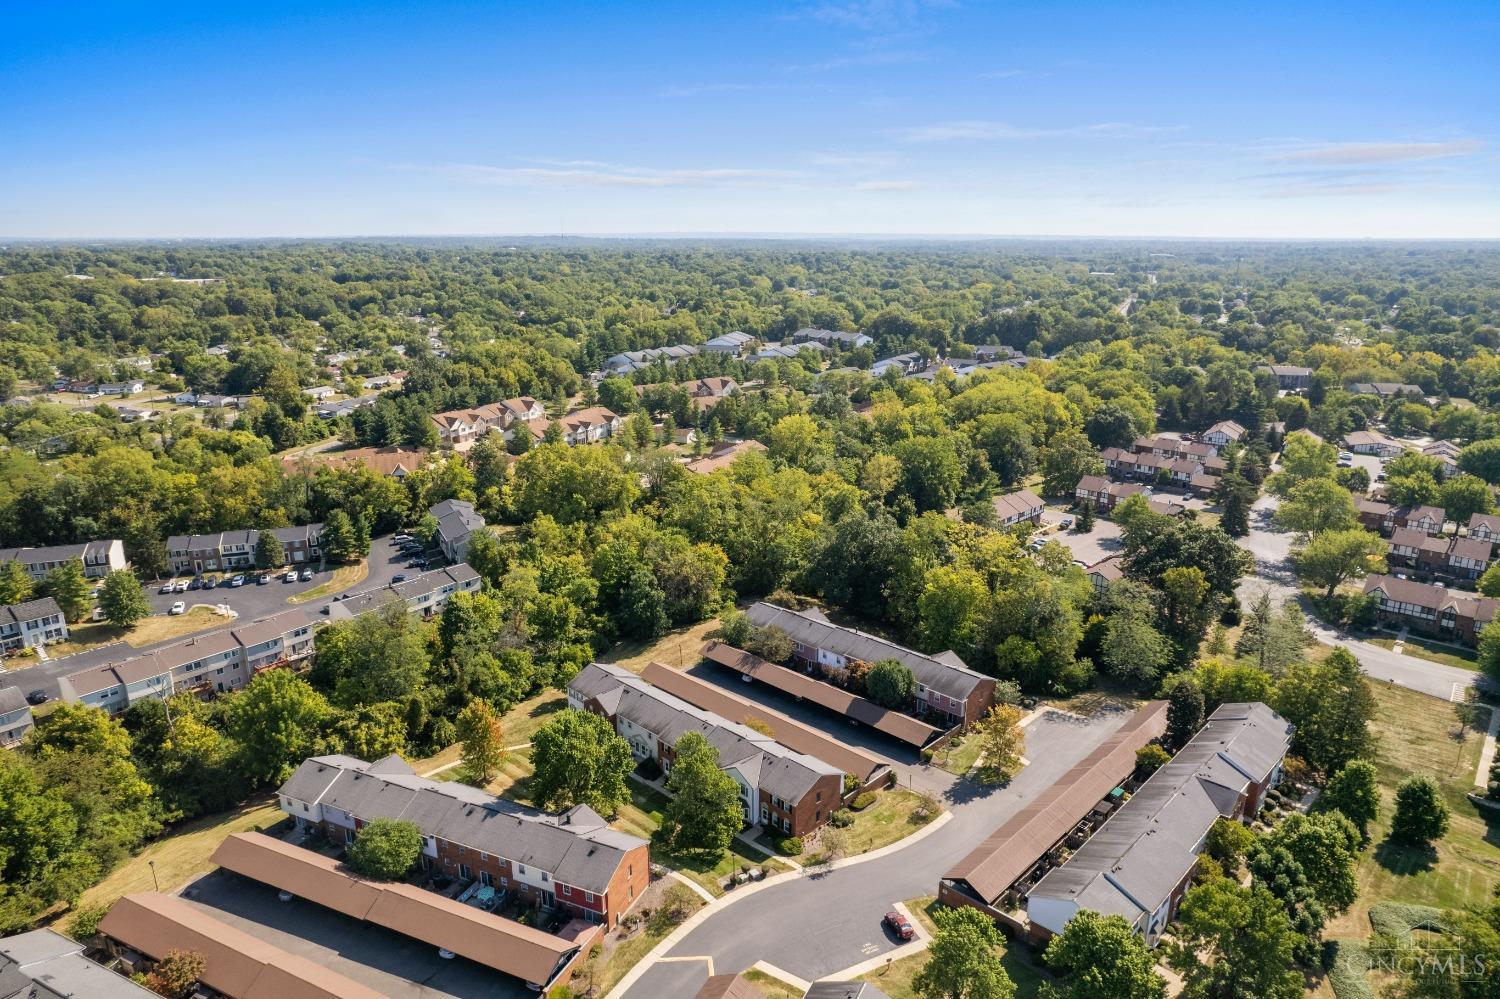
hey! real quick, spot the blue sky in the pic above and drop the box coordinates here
[3,0,1497,238]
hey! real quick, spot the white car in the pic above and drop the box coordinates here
[229,574,245,587]
[174,579,189,592]
[300,568,313,581]
[284,570,298,582]
[169,601,186,615]
[159,581,176,594]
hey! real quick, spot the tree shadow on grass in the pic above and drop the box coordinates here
[1374,837,1439,876]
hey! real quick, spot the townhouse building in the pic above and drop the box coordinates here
[0,687,35,747]
[869,352,926,378]
[166,524,323,574]
[326,563,483,622]
[1028,702,1292,945]
[744,602,995,727]
[1075,475,1145,513]
[277,753,649,928]
[430,397,546,449]
[1349,382,1423,400]
[991,489,1045,527]
[1131,435,1219,464]
[431,499,485,563]
[1343,430,1404,458]
[756,341,829,361]
[1201,420,1247,449]
[0,538,128,580]
[315,397,378,420]
[1363,574,1499,645]
[603,344,700,374]
[1256,364,1313,391]
[568,662,844,837]
[58,608,316,711]
[790,328,873,349]
[526,406,624,446]
[1423,440,1462,479]
[1102,448,1220,496]
[1393,504,1445,535]
[1356,497,1396,534]
[1469,513,1500,545]
[0,597,68,653]
[702,331,756,356]
[682,377,739,411]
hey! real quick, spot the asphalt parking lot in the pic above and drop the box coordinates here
[184,869,531,999]
[0,535,421,700]
[1046,517,1124,567]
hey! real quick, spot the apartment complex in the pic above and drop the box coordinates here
[791,328,873,349]
[277,754,649,929]
[325,562,483,622]
[0,538,128,579]
[0,597,68,653]
[1363,574,1499,645]
[430,397,545,449]
[603,343,701,374]
[991,488,1045,527]
[1028,702,1292,944]
[1386,529,1491,583]
[744,601,996,727]
[0,928,159,998]
[166,524,324,574]
[568,662,844,837]
[1256,364,1313,390]
[431,498,486,562]
[702,331,757,355]
[527,406,623,445]
[59,608,316,711]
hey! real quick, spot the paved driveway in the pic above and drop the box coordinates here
[185,870,530,998]
[0,535,416,699]
[1048,518,1123,567]
[621,707,1137,996]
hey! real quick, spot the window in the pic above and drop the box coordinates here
[518,865,526,875]
[585,892,595,903]
[480,852,488,861]
[541,872,549,882]
[460,864,472,880]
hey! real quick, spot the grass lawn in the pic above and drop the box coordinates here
[931,733,984,777]
[836,789,942,856]
[1366,634,1478,672]
[605,617,723,673]
[613,778,792,896]
[741,968,804,998]
[583,886,707,996]
[77,798,284,912]
[857,897,1050,999]
[1326,680,1500,938]
[411,690,566,776]
[288,560,369,603]
[45,606,226,657]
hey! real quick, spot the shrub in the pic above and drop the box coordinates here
[993,679,1023,705]
[851,792,876,811]
[843,773,860,794]
[347,818,424,881]
[1135,744,1171,775]
[778,836,804,856]
[920,748,935,763]
[830,809,854,828]
[66,902,110,940]
[1368,902,1448,944]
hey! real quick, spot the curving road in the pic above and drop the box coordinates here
[618,707,1136,998]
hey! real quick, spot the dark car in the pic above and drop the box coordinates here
[26,690,49,705]
[884,911,914,940]
[392,574,407,583]
[188,577,203,590]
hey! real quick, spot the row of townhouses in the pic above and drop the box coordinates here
[1028,702,1293,945]
[0,597,68,653]
[1364,574,1499,645]
[603,343,701,375]
[277,753,650,929]
[431,499,487,563]
[1386,528,1492,583]
[0,539,128,579]
[430,397,546,449]
[166,524,324,574]
[568,662,844,837]
[325,562,482,623]
[744,601,996,727]
[991,489,1045,527]
[0,687,35,747]
[1354,497,1445,536]
[1073,477,1185,518]
[1256,364,1313,390]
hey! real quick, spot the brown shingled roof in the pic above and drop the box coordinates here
[695,973,769,999]
[700,641,939,747]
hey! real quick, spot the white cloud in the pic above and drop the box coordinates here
[855,179,920,191]
[896,120,1184,142]
[1271,140,1483,164]
[396,161,800,189]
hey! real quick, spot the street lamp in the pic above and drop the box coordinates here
[148,859,159,892]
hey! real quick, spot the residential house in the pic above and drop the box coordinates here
[1074,475,1145,513]
[972,344,1024,362]
[791,328,873,350]
[0,687,35,747]
[315,397,378,420]
[992,489,1045,527]
[684,439,768,475]
[1386,527,1451,578]
[569,662,844,837]
[166,524,323,574]
[702,331,756,356]
[1201,420,1247,449]
[1028,702,1293,944]
[682,376,739,406]
[1422,440,1462,479]
[0,928,160,998]
[0,597,68,653]
[755,341,829,361]
[1344,430,1404,458]
[111,404,158,422]
[430,397,545,449]
[1086,556,1124,593]
[743,602,996,727]
[99,380,145,395]
[1256,364,1313,390]
[430,499,485,563]
[869,352,926,377]
[276,753,649,929]
[528,406,623,446]
[1393,504,1445,535]
[325,563,483,623]
[1469,513,1500,545]
[283,445,427,480]
[1349,382,1423,400]
[1363,574,1499,645]
[1132,436,1218,463]
[602,344,701,374]
[1103,448,1220,495]
[0,539,128,579]
[1356,497,1396,534]
[1446,537,1493,582]
[361,372,406,391]
[303,385,338,401]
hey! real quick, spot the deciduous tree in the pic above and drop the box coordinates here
[529,710,635,816]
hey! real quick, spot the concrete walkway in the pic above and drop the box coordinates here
[1476,704,1499,790]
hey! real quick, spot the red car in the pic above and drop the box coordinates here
[883,911,914,941]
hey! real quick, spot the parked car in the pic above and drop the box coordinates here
[159,581,176,594]
[884,911,914,941]
[26,690,48,705]
[300,568,313,581]
[169,601,186,615]
[188,577,203,590]
[1059,516,1074,529]
[229,574,246,587]
[284,570,298,582]
[174,579,189,592]
[257,573,270,585]
[393,533,413,543]
[392,574,407,583]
